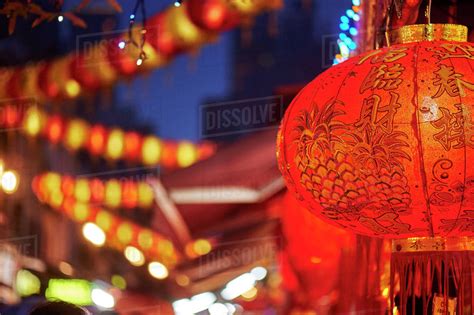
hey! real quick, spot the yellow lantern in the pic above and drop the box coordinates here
[65,119,89,151]
[106,129,125,160]
[141,136,162,166]
[104,179,121,208]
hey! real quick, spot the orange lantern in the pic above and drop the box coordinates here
[277,24,474,313]
[121,180,138,209]
[45,115,64,144]
[90,178,105,204]
[88,124,108,156]
[124,131,143,162]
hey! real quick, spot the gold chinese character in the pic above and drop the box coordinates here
[358,47,408,65]
[429,43,474,60]
[360,63,404,93]
[431,105,474,150]
[355,92,401,134]
[433,64,474,98]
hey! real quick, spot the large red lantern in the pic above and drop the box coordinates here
[277,24,474,314]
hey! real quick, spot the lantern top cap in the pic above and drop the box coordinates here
[388,24,468,45]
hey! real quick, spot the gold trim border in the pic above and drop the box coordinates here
[388,24,468,45]
[392,237,474,253]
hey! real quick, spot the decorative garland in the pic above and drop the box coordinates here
[0,0,282,102]
[333,0,361,64]
[0,104,215,168]
[33,172,155,211]
[32,172,180,267]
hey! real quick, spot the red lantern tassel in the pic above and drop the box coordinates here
[390,237,474,315]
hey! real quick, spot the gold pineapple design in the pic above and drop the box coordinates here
[293,99,411,222]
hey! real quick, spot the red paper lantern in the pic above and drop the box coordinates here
[147,13,183,57]
[278,24,474,239]
[45,115,64,144]
[277,24,474,313]
[123,131,143,162]
[88,124,108,156]
[186,0,240,32]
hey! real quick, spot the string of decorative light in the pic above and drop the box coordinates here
[333,0,361,64]
[0,104,215,168]
[118,0,148,66]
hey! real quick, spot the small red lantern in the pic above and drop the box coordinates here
[186,0,240,32]
[122,180,138,209]
[45,115,64,144]
[123,131,143,162]
[277,24,474,313]
[88,124,108,156]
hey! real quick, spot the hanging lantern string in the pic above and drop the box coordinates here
[5,105,216,169]
[125,0,147,65]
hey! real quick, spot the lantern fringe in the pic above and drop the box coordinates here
[390,251,473,315]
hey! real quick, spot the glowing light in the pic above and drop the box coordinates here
[250,266,267,280]
[58,15,64,22]
[73,203,90,221]
[191,292,217,313]
[104,179,121,208]
[339,23,349,31]
[24,106,44,136]
[174,1,181,7]
[137,182,154,208]
[91,288,115,309]
[1,170,19,194]
[338,42,350,57]
[136,58,143,66]
[148,261,169,279]
[45,279,92,306]
[124,246,145,266]
[16,269,41,297]
[65,119,89,151]
[95,210,112,231]
[175,274,190,287]
[346,9,354,18]
[118,41,126,49]
[111,275,127,290]
[106,129,124,160]
[340,16,349,24]
[241,287,257,300]
[117,223,133,244]
[138,230,153,250]
[75,178,91,203]
[221,273,256,300]
[141,136,162,165]
[59,261,74,276]
[352,0,360,5]
[177,142,198,167]
[353,13,360,21]
[172,299,192,315]
[349,27,358,36]
[82,222,106,247]
[209,303,228,315]
[65,80,80,97]
[193,239,212,256]
[129,14,135,19]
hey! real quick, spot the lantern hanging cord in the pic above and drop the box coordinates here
[425,0,432,24]
[126,0,147,63]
